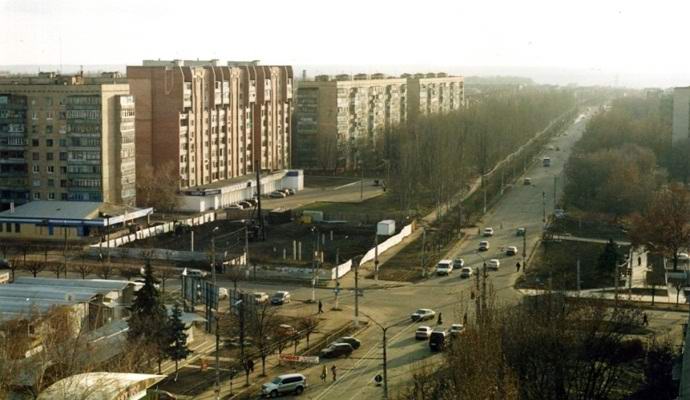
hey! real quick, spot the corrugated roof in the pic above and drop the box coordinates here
[37,372,166,400]
[13,277,133,291]
[0,201,102,220]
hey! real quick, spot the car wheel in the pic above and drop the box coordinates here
[270,390,279,398]
[295,386,304,395]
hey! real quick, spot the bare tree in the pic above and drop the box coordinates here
[72,261,94,280]
[95,264,114,280]
[24,260,46,278]
[296,314,320,349]
[247,303,279,376]
[136,161,179,213]
[156,267,177,294]
[631,183,690,271]
[118,266,139,282]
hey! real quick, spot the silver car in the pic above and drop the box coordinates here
[262,373,307,397]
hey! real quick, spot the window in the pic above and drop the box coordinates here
[46,139,53,147]
[46,125,53,134]
[32,152,39,161]
[5,223,11,232]
[59,152,67,161]
[48,193,55,200]
[60,193,68,200]
[32,179,40,187]
[59,139,67,147]
[14,223,20,233]
[47,179,54,187]
[32,165,39,173]
[60,167,67,174]
[60,179,67,187]
[46,153,53,161]
[32,139,39,146]
[47,166,54,174]
[45,97,53,106]
[32,192,40,200]
[46,111,53,120]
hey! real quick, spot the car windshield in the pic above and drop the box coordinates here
[416,309,427,314]
[271,377,282,384]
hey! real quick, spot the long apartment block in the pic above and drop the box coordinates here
[127,59,293,193]
[0,72,136,209]
[294,72,464,169]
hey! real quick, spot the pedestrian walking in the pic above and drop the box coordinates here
[437,312,443,325]
[643,313,649,327]
[463,312,468,325]
[470,291,475,300]
[331,365,337,382]
[247,359,254,373]
[638,256,642,266]
[318,300,324,314]
[516,262,521,272]
[320,366,327,383]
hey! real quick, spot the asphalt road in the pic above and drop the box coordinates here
[261,179,383,210]
[216,110,590,399]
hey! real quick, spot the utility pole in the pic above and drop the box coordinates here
[354,258,360,327]
[628,247,633,301]
[542,191,546,223]
[553,176,558,211]
[254,160,265,240]
[382,327,389,399]
[421,228,427,278]
[374,233,379,281]
[522,228,527,270]
[475,261,481,323]
[614,261,619,305]
[334,248,340,310]
[105,215,111,265]
[215,315,220,400]
[360,162,364,201]
[311,228,318,303]
[576,259,581,293]
[244,226,250,279]
[63,220,68,278]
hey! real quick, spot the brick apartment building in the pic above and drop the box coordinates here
[294,72,464,169]
[127,59,293,197]
[0,72,136,209]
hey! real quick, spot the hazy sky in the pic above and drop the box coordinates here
[1,0,689,86]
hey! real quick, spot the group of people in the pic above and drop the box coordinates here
[320,365,337,382]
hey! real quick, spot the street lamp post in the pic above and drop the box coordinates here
[311,227,319,303]
[363,314,405,400]
[522,228,527,270]
[374,232,379,281]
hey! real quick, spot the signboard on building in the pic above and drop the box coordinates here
[279,354,320,364]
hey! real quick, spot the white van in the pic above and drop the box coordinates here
[436,259,453,276]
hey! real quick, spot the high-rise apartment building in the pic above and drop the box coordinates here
[294,72,464,169]
[0,72,136,209]
[673,87,690,143]
[127,59,293,195]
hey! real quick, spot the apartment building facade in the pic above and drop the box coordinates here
[0,72,136,209]
[294,72,464,169]
[127,59,293,197]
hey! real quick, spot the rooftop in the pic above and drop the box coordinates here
[37,372,166,400]
[0,201,153,226]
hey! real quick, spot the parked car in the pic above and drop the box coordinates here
[678,253,690,262]
[483,227,494,237]
[554,208,566,218]
[253,292,269,304]
[277,324,296,337]
[261,373,307,397]
[218,287,229,300]
[411,308,436,322]
[429,329,448,351]
[449,324,465,337]
[452,258,465,269]
[506,246,518,256]
[516,227,526,236]
[478,241,490,251]
[238,200,252,208]
[181,268,208,278]
[281,188,295,195]
[271,291,291,305]
[226,204,244,210]
[460,267,473,278]
[246,198,258,206]
[335,336,361,350]
[269,190,287,198]
[488,259,500,270]
[436,259,453,276]
[415,326,433,340]
[320,342,354,358]
[524,177,532,185]
[0,258,10,269]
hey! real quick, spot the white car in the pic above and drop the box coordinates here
[460,267,473,278]
[483,227,494,237]
[261,373,307,397]
[488,259,500,270]
[411,308,436,322]
[678,253,690,262]
[506,246,518,256]
[436,259,453,275]
[479,241,490,251]
[415,326,433,340]
[253,292,269,304]
[449,324,465,337]
[218,287,229,300]
[269,190,287,198]
[452,258,465,269]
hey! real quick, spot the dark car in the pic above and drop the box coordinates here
[238,200,252,209]
[320,342,353,358]
[429,330,448,351]
[335,336,361,350]
[0,259,10,269]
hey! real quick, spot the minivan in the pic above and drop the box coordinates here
[429,329,448,351]
[436,260,453,275]
[261,373,307,397]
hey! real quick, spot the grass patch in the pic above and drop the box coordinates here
[549,212,629,241]
[518,240,630,290]
[298,193,425,224]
